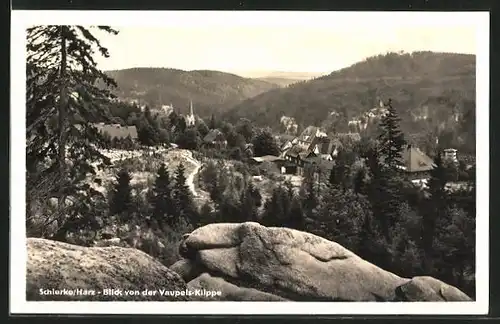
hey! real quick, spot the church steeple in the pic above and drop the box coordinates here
[186,98,196,127]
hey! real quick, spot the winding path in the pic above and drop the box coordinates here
[183,152,202,197]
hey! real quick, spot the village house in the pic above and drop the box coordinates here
[308,136,339,161]
[442,148,459,164]
[400,145,435,184]
[295,126,327,148]
[279,125,363,178]
[202,129,227,149]
[249,155,296,174]
[283,146,317,175]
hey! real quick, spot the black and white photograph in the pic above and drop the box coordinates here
[10,10,489,315]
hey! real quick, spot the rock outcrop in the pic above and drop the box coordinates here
[171,222,473,302]
[27,238,187,301]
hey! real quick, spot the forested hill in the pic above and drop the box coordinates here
[224,51,476,152]
[105,68,279,116]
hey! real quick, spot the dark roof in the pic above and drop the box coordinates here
[299,151,316,160]
[93,123,138,139]
[310,136,338,155]
[285,145,304,157]
[203,129,226,143]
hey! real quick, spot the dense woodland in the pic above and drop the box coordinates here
[26,26,476,299]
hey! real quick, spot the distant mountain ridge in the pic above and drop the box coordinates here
[255,77,301,87]
[105,67,279,116]
[236,70,326,80]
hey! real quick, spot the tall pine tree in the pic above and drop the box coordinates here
[26,25,119,240]
[173,163,198,226]
[110,168,134,219]
[377,99,407,171]
[150,163,175,229]
[369,99,407,242]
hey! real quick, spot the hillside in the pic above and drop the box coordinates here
[105,68,279,116]
[225,52,476,152]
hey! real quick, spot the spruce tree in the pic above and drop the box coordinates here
[173,163,198,226]
[369,99,407,242]
[150,163,174,228]
[377,99,407,171]
[26,25,118,240]
[110,168,134,219]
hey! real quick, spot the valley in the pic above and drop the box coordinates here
[25,26,478,304]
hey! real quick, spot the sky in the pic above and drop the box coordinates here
[20,11,484,77]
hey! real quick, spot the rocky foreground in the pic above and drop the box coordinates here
[26,238,187,301]
[26,222,472,302]
[171,222,472,302]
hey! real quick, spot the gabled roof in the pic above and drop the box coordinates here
[402,146,435,172]
[319,138,339,155]
[299,151,316,160]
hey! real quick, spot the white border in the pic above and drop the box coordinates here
[10,10,489,315]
